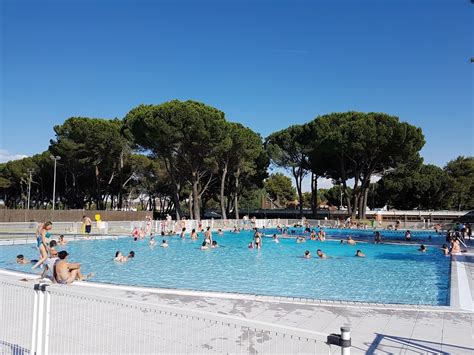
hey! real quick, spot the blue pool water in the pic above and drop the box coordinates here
[0,230,450,305]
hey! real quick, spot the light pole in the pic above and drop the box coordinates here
[26,169,33,210]
[50,155,61,211]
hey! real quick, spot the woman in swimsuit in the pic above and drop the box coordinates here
[254,230,262,249]
[32,221,53,269]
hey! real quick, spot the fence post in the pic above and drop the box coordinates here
[31,283,50,355]
[340,326,351,355]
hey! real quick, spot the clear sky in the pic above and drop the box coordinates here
[1,0,473,174]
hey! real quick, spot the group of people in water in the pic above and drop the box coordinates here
[17,221,93,285]
[15,218,469,286]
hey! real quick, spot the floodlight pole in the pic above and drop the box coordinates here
[50,156,61,211]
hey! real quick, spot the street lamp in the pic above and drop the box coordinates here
[50,155,61,211]
[26,169,34,210]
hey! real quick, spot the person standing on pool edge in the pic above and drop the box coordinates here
[32,221,53,269]
[82,215,92,234]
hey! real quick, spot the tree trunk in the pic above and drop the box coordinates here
[234,168,240,219]
[192,174,200,220]
[220,163,228,220]
[188,193,193,220]
[310,173,317,217]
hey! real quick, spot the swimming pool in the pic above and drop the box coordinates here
[0,230,450,305]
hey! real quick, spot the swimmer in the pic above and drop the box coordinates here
[211,240,219,248]
[418,244,427,252]
[16,255,36,264]
[340,240,344,244]
[310,230,316,240]
[58,235,67,245]
[128,251,135,259]
[254,229,262,249]
[161,239,169,248]
[32,221,53,269]
[318,229,326,241]
[204,227,213,245]
[201,241,209,250]
[180,228,186,239]
[217,229,224,236]
[374,231,382,244]
[441,244,449,256]
[405,230,412,241]
[190,229,198,240]
[248,242,254,249]
[272,234,279,243]
[316,249,326,259]
[149,236,156,246]
[304,250,311,259]
[347,236,356,245]
[355,250,365,257]
[296,236,306,243]
[114,251,127,263]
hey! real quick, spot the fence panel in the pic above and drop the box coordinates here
[0,278,35,354]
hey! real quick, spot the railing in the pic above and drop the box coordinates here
[0,276,351,354]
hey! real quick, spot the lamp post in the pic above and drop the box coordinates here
[50,155,61,211]
[26,169,33,210]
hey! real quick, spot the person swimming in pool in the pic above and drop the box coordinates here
[310,230,316,240]
[405,230,412,241]
[316,249,326,259]
[211,240,219,248]
[254,229,262,249]
[355,250,365,257]
[190,229,198,240]
[217,229,224,236]
[114,251,128,263]
[272,234,279,243]
[296,236,306,243]
[32,221,53,269]
[347,236,356,245]
[180,227,186,239]
[128,251,135,258]
[149,236,156,246]
[248,242,254,249]
[204,227,213,245]
[200,241,209,250]
[16,255,38,265]
[161,239,169,248]
[58,234,67,245]
[418,244,427,252]
[304,250,311,259]
[374,231,382,244]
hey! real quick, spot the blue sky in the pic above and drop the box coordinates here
[1,0,473,177]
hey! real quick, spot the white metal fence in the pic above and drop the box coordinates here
[0,276,350,354]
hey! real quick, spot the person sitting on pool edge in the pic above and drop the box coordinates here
[304,250,311,259]
[161,239,169,248]
[418,244,427,252]
[316,249,326,258]
[355,250,365,257]
[201,241,209,250]
[54,250,92,284]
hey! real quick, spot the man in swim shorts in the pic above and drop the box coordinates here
[82,215,92,234]
[54,251,90,285]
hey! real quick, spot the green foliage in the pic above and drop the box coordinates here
[444,156,474,210]
[265,173,296,206]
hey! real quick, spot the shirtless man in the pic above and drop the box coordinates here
[54,251,90,285]
[316,249,326,259]
[82,216,92,234]
[347,236,356,245]
[204,227,213,245]
[355,250,365,257]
